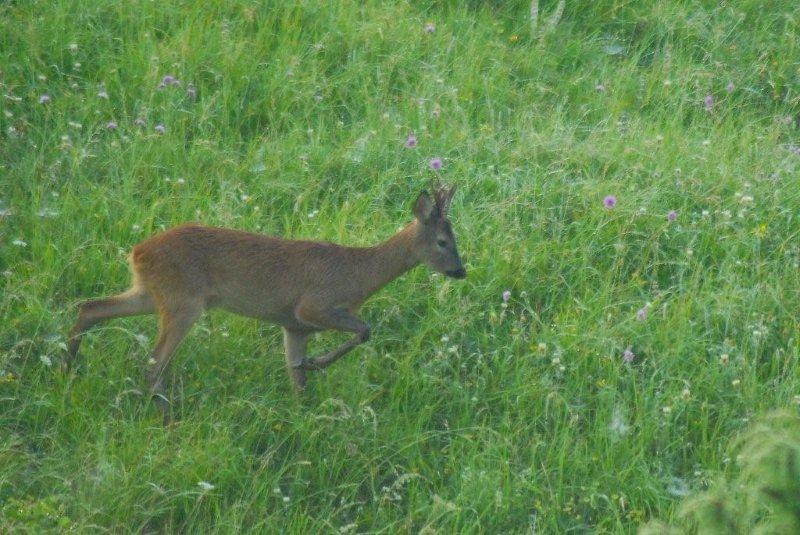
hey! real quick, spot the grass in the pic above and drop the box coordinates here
[641,410,800,533]
[1,0,800,532]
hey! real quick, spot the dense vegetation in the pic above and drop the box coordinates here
[2,1,799,532]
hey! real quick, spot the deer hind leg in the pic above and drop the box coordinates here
[146,301,203,423]
[282,328,311,392]
[294,306,370,371]
[64,289,155,371]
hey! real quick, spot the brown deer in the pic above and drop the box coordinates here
[65,185,465,421]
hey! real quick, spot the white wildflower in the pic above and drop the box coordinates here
[609,406,630,437]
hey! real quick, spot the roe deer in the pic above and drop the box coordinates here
[65,185,466,421]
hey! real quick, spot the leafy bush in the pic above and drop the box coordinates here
[642,411,800,534]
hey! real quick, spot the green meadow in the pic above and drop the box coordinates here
[2,0,800,532]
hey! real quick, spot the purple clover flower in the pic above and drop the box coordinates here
[603,195,617,209]
[154,123,165,134]
[106,120,118,131]
[39,94,50,104]
[429,157,442,171]
[636,307,647,322]
[134,117,146,127]
[667,210,677,222]
[704,94,714,111]
[502,290,511,303]
[159,75,180,89]
[726,82,735,93]
[404,134,417,148]
[424,22,436,34]
[623,348,635,363]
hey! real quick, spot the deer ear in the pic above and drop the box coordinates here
[413,190,438,223]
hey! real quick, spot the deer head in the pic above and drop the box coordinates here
[412,184,466,279]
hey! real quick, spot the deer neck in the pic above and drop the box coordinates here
[356,222,420,299]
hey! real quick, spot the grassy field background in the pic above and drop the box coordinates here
[2,0,800,532]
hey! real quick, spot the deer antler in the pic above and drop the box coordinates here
[429,180,456,216]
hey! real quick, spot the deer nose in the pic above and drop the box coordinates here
[446,267,467,279]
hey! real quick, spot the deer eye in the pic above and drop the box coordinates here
[437,239,447,248]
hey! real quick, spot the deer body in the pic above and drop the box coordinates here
[65,187,465,422]
[132,224,419,329]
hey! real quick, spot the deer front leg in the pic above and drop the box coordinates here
[282,328,310,391]
[294,306,370,371]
